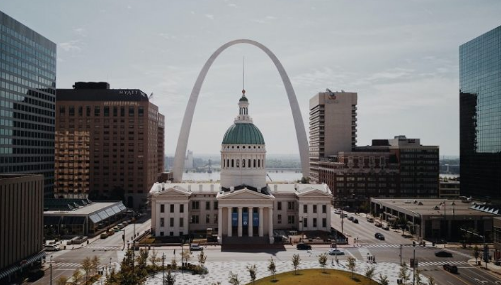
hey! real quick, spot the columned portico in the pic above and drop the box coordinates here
[238,207,243,237]
[227,206,232,237]
[259,207,264,237]
[248,206,253,237]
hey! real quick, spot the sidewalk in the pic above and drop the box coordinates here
[467,258,501,276]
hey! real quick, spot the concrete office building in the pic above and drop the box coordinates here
[151,92,332,244]
[0,11,57,197]
[370,198,494,242]
[460,26,501,199]
[309,91,358,182]
[55,82,165,209]
[0,174,45,282]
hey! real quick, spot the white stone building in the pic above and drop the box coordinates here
[150,91,332,244]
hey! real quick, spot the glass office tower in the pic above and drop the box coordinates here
[460,26,501,199]
[0,11,57,197]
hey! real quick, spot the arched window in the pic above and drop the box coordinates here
[227,159,229,168]
[254,159,256,168]
[236,159,240,168]
[258,159,260,168]
[231,159,234,168]
[248,159,251,168]
[243,159,245,168]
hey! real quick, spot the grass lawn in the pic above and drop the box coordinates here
[251,269,374,285]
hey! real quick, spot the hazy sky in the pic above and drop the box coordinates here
[1,0,500,156]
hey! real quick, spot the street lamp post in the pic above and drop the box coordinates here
[49,255,53,285]
[412,245,417,285]
[162,253,166,285]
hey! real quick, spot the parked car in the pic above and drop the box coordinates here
[190,243,203,251]
[100,233,108,239]
[435,251,453,258]
[44,244,60,251]
[296,243,312,250]
[382,224,390,230]
[443,264,458,273]
[348,216,354,221]
[352,218,359,224]
[328,248,345,255]
[334,209,342,214]
[341,213,348,218]
[366,217,374,223]
[375,233,385,240]
[375,221,382,227]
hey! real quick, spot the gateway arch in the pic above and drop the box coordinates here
[173,39,309,182]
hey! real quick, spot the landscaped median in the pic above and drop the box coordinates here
[251,269,376,285]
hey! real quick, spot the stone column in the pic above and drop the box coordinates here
[268,207,273,237]
[326,203,332,230]
[298,202,303,231]
[227,207,232,237]
[218,206,223,241]
[248,207,253,237]
[259,207,264,237]
[238,207,243,237]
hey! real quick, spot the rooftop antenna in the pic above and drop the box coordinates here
[242,56,245,94]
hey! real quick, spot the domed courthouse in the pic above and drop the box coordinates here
[150,92,333,244]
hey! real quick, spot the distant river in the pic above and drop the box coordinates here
[181,170,302,182]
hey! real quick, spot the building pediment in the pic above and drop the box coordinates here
[154,186,191,197]
[217,188,275,200]
[296,187,332,198]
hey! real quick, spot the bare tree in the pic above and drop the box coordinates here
[399,262,410,285]
[149,248,159,270]
[81,257,92,283]
[292,254,301,275]
[268,258,277,281]
[228,271,240,285]
[91,256,100,276]
[72,268,82,285]
[415,269,422,285]
[378,274,389,285]
[171,257,177,270]
[318,253,328,273]
[247,264,257,285]
[347,257,357,279]
[56,276,68,285]
[198,250,207,268]
[427,276,436,285]
[180,249,191,267]
[365,266,375,284]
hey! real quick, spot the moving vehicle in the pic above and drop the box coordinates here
[443,264,458,273]
[374,233,385,240]
[190,243,203,251]
[435,251,453,257]
[382,224,389,230]
[366,217,374,223]
[296,243,312,250]
[328,248,345,255]
[348,216,354,221]
[44,244,60,251]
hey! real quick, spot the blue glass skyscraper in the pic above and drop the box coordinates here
[0,11,56,197]
[460,26,501,199]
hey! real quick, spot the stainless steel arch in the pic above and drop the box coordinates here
[173,39,309,182]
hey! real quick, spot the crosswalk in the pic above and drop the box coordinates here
[53,262,81,268]
[417,260,469,267]
[360,244,409,248]
[86,245,122,251]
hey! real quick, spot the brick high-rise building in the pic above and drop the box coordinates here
[55,82,164,209]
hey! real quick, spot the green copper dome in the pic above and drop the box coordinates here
[239,96,248,102]
[222,123,265,145]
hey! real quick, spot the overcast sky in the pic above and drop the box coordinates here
[1,0,500,157]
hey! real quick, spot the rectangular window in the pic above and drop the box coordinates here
[160,231,164,237]
[180,204,184,213]
[191,215,199,224]
[170,204,174,213]
[288,201,294,210]
[322,205,327,213]
[180,218,184,228]
[288,215,295,224]
[138,106,144,117]
[322,218,327,228]
[94,106,100,116]
[192,201,199,210]
[104,106,110,117]
[206,201,210,210]
[170,218,174,227]
[313,218,317,227]
[303,218,308,227]
[303,205,308,213]
[160,204,164,213]
[160,218,164,227]
[214,201,218,209]
[278,214,282,224]
[313,205,317,213]
[277,202,282,211]
[120,107,125,117]
[86,106,91,116]
[129,106,135,117]
[206,214,210,223]
[113,106,118,117]
[214,214,218,224]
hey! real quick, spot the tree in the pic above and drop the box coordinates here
[171,257,178,270]
[347,257,357,279]
[72,269,82,285]
[198,250,207,268]
[228,271,240,285]
[105,268,119,285]
[473,245,480,263]
[164,270,175,285]
[149,249,159,270]
[56,276,68,285]
[427,276,436,285]
[292,254,301,275]
[91,256,100,276]
[318,253,328,273]
[364,266,375,284]
[415,269,422,285]
[180,249,191,267]
[117,250,141,285]
[378,274,389,285]
[81,257,92,283]
[136,248,149,272]
[399,262,410,285]
[247,264,257,285]
[268,258,277,281]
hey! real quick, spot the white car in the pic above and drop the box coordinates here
[45,244,60,251]
[328,248,345,255]
[334,209,342,214]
